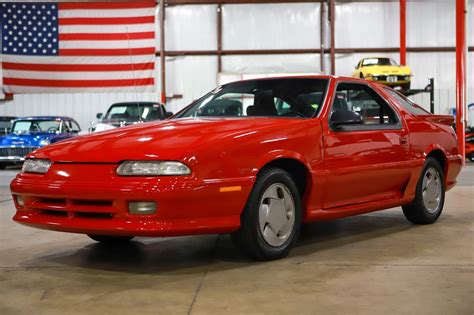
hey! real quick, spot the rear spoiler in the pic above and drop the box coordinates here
[419,115,454,126]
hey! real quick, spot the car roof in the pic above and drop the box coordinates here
[110,102,163,106]
[14,116,75,121]
[0,116,17,120]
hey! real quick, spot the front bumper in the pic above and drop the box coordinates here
[10,163,254,237]
[0,156,25,162]
[367,77,410,86]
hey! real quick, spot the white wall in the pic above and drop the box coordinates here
[1,1,473,128]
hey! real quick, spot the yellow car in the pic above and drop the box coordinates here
[353,57,412,90]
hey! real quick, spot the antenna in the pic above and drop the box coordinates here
[125,26,142,123]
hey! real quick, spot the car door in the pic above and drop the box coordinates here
[322,81,411,209]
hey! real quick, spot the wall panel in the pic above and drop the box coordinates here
[222,3,320,50]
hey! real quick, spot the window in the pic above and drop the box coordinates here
[383,88,431,115]
[330,83,399,129]
[362,58,398,67]
[63,120,81,132]
[176,78,329,119]
[104,104,163,122]
[12,120,62,133]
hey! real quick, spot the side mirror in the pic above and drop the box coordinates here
[164,111,173,119]
[330,110,363,128]
[96,113,103,119]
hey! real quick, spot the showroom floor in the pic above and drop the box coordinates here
[0,166,473,315]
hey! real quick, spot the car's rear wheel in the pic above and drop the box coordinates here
[231,168,302,260]
[0,163,6,170]
[88,234,135,243]
[402,82,411,91]
[402,157,445,224]
[468,153,474,162]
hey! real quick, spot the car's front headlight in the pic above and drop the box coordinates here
[116,161,191,176]
[39,139,51,146]
[22,159,52,174]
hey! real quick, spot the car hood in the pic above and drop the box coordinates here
[30,118,297,163]
[363,65,411,75]
[0,132,54,147]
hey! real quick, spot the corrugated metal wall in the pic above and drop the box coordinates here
[1,1,473,130]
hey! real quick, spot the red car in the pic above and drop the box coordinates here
[466,132,474,162]
[11,76,462,260]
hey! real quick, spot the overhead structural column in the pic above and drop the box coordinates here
[217,4,223,72]
[159,0,166,104]
[456,0,467,164]
[400,0,406,65]
[329,0,335,75]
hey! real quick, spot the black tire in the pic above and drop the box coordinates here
[88,234,135,243]
[468,153,474,162]
[231,168,302,260]
[402,157,445,224]
[402,82,411,91]
[0,164,6,170]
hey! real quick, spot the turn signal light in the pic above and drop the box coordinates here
[128,202,156,215]
[15,195,24,207]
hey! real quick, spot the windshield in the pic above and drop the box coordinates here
[12,120,62,133]
[362,58,398,67]
[104,104,163,122]
[176,78,329,119]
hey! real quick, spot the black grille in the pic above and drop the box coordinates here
[0,147,38,157]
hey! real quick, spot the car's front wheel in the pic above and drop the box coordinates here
[88,234,135,243]
[231,168,302,260]
[402,157,445,224]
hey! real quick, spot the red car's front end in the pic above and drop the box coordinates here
[11,163,253,237]
[10,115,316,238]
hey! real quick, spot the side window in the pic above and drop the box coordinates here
[383,88,431,115]
[71,121,81,132]
[274,97,291,115]
[332,83,399,126]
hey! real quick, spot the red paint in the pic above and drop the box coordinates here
[59,32,155,41]
[11,76,462,237]
[456,0,467,164]
[58,16,155,26]
[465,132,474,160]
[3,62,154,72]
[59,1,156,10]
[400,0,406,65]
[161,92,166,104]
[4,77,154,88]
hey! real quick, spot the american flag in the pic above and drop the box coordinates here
[1,1,156,94]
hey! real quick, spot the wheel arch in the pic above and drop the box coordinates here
[257,157,311,199]
[425,148,448,179]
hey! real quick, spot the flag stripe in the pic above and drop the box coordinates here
[4,70,154,80]
[59,16,154,26]
[3,62,155,72]
[59,32,155,41]
[4,77,154,88]
[58,8,155,19]
[2,55,154,64]
[2,86,156,94]
[59,48,155,56]
[59,39,156,49]
[58,2,156,10]
[59,24,155,34]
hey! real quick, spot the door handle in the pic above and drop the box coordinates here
[400,136,409,146]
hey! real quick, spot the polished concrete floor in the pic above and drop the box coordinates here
[0,166,473,315]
